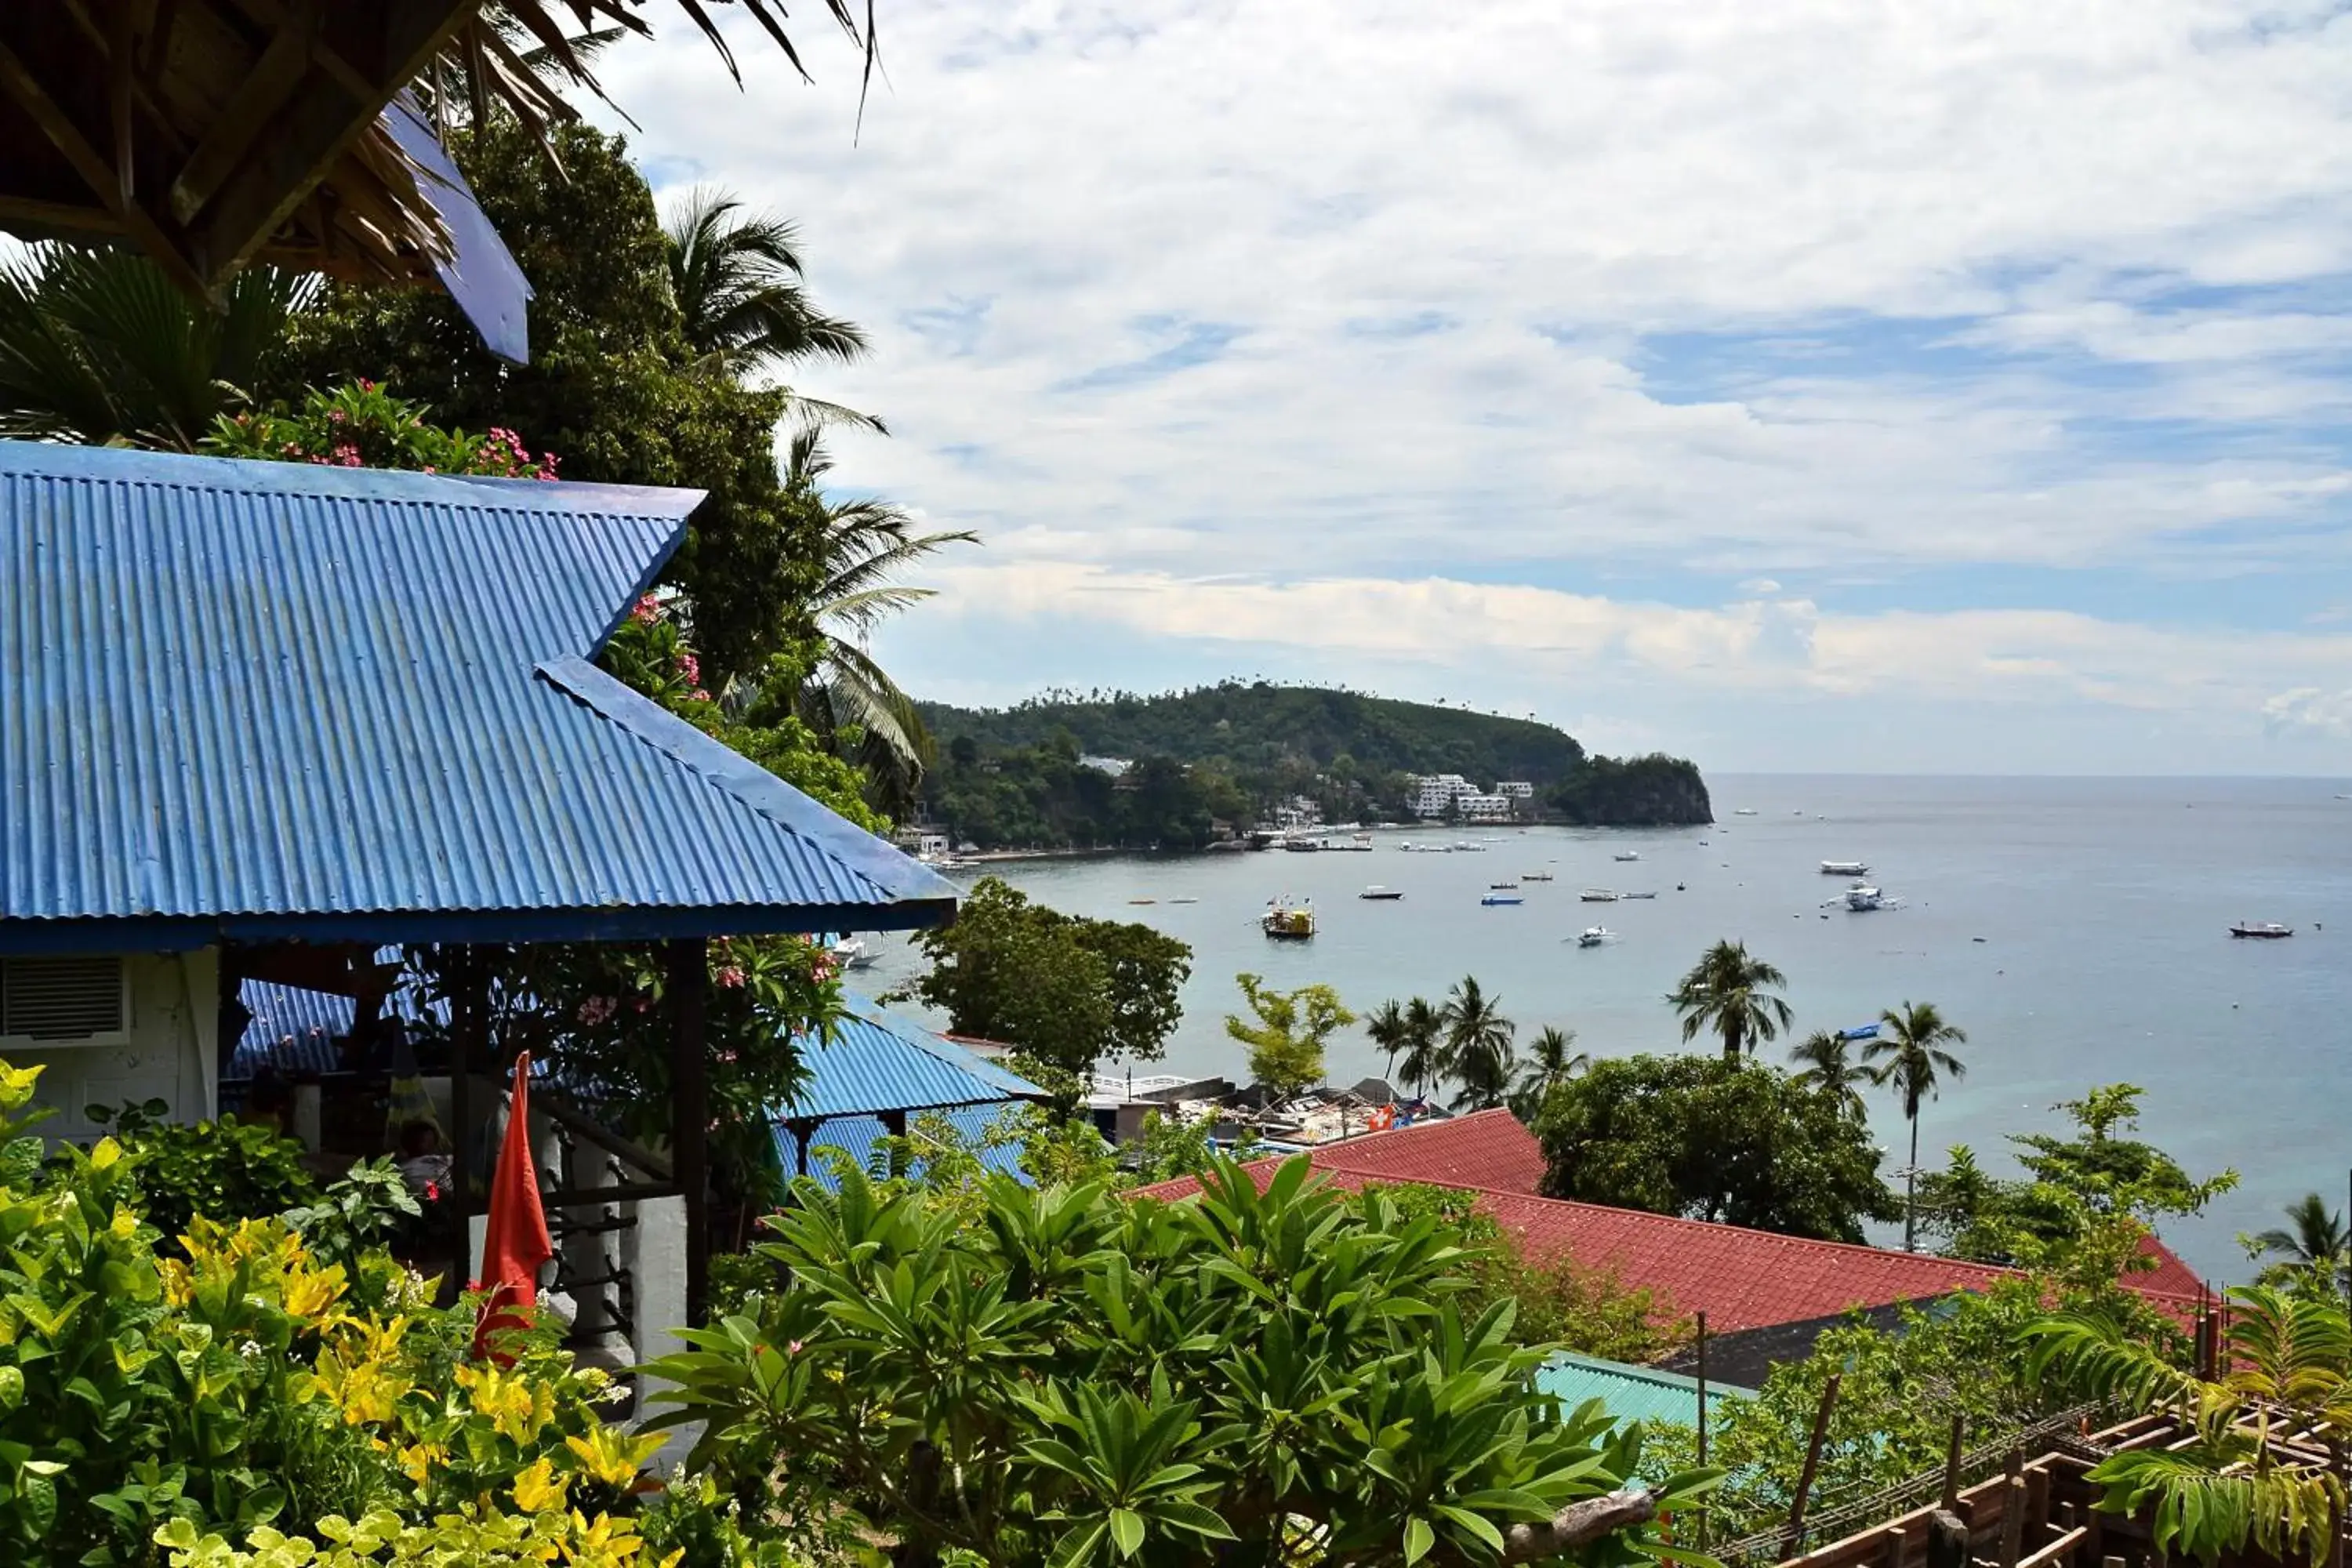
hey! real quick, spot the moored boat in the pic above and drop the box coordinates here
[1577,926,1613,947]
[1821,860,1870,877]
[2230,920,2293,939]
[1479,893,1524,906]
[1490,880,1519,891]
[1613,850,1642,862]
[1621,891,1657,900]
[1523,870,1555,881]
[1262,899,1316,938]
[1359,885,1404,901]
[1579,888,1618,902]
[1845,882,1884,912]
[828,938,878,971]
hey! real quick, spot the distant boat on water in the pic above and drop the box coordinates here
[1479,893,1524,906]
[1359,886,1404,901]
[1523,870,1555,880]
[2230,920,2292,939]
[1621,891,1657,900]
[1490,880,1519,891]
[1734,808,1759,815]
[1263,899,1316,939]
[1613,850,1642,862]
[1821,859,1869,876]
[1577,926,1613,948]
[828,938,878,971]
[1579,888,1618,902]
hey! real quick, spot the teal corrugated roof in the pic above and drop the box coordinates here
[1536,1353,1753,1430]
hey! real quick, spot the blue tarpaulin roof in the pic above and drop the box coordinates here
[0,443,958,953]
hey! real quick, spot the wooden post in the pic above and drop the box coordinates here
[1694,1312,1710,1549]
[1884,1523,1911,1568]
[1999,1449,2028,1568]
[1926,1510,1970,1568]
[445,950,487,1307]
[1784,1371,1842,1556]
[1942,1413,1967,1513]
[668,938,710,1327]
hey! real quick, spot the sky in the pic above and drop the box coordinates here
[593,0,2352,775]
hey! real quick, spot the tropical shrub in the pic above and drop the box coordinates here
[0,1061,657,1566]
[85,1096,320,1254]
[204,380,559,477]
[644,1156,1719,1567]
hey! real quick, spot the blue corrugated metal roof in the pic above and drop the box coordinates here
[0,443,958,951]
[779,1105,1034,1192]
[1535,1353,1753,1431]
[782,993,1044,1121]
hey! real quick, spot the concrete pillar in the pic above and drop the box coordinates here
[291,1082,322,1150]
[626,1192,695,1460]
[562,1135,628,1371]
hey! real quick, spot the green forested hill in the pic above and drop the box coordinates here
[913,682,1713,849]
[917,683,1584,785]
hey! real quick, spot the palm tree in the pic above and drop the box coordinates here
[0,244,315,450]
[1788,1029,1871,1112]
[2251,1193,2350,1294]
[1396,996,1446,1101]
[1440,976,1515,1112]
[784,430,979,815]
[1668,940,1794,1062]
[1510,1025,1586,1120]
[662,187,869,382]
[1364,1000,1411,1090]
[1863,1002,1969,1251]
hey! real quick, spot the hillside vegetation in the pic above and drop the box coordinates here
[916,681,1711,849]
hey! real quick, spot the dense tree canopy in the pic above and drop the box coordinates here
[1225,975,1356,1099]
[895,877,1192,1078]
[1534,1054,1897,1243]
[268,119,826,691]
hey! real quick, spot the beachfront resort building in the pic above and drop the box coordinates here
[1408,774,1523,821]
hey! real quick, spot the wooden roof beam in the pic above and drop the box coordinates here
[0,33,210,297]
[168,3,314,225]
[184,0,472,289]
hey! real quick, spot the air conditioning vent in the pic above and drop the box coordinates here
[1,956,127,1041]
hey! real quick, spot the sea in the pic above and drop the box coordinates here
[852,775,2352,1283]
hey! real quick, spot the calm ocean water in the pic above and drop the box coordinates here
[857,775,2352,1282]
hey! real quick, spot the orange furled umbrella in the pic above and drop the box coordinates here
[472,1051,554,1359]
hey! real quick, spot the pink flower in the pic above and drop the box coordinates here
[716,965,746,989]
[677,653,700,685]
[631,595,662,626]
[576,995,619,1025]
[328,408,347,424]
[360,378,376,393]
[786,1340,804,1355]
[690,688,712,703]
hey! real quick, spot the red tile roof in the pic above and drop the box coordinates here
[1309,1108,1548,1194]
[1134,1112,2216,1334]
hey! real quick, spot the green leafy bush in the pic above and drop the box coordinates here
[646,1156,1718,1567]
[85,1097,319,1253]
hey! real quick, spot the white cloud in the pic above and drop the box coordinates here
[2263,686,2352,736]
[581,0,2352,768]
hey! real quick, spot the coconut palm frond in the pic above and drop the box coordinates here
[664,187,873,379]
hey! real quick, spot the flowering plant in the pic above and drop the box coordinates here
[201,381,560,479]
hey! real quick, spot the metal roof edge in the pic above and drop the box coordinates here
[0,440,707,523]
[839,989,1047,1101]
[533,656,964,913]
[1544,1351,1756,1399]
[0,900,958,956]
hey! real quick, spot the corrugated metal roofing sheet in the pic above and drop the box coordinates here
[1535,1353,1751,1431]
[779,1105,1034,1193]
[782,993,1044,1121]
[0,442,958,950]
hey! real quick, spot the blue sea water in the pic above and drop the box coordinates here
[855,775,2352,1283]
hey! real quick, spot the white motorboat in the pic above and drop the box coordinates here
[1821,860,1870,877]
[1845,883,1885,911]
[1734,808,1759,815]
[1577,926,1613,948]
[1579,888,1619,902]
[828,938,879,971]
[1454,840,1486,852]
[1613,850,1642,862]
[1523,870,1555,880]
[2230,921,2293,939]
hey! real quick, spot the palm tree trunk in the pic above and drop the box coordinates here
[1904,1111,1921,1252]
[1724,1015,1743,1063]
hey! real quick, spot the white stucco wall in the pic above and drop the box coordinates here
[8,949,219,1142]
